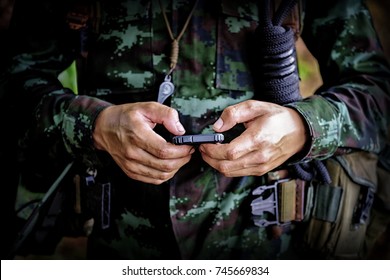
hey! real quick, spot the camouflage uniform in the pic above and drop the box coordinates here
[4,0,390,259]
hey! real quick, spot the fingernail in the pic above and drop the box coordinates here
[213,118,223,130]
[176,122,185,133]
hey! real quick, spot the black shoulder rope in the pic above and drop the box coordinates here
[255,0,331,184]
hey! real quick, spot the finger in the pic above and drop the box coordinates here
[120,140,193,169]
[141,102,186,136]
[201,151,290,177]
[143,137,195,160]
[121,159,176,183]
[113,152,191,184]
[131,124,194,159]
[123,168,175,185]
[230,154,291,177]
[200,127,262,160]
[200,147,272,174]
[129,148,193,172]
[213,100,269,132]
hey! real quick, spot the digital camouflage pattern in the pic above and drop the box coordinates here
[5,0,390,259]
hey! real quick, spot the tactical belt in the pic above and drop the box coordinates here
[251,169,310,228]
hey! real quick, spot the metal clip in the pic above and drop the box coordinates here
[85,167,97,187]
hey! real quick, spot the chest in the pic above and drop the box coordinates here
[87,0,260,91]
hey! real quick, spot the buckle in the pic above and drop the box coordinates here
[251,181,282,227]
[251,177,306,227]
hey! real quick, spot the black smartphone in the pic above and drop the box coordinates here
[172,133,224,145]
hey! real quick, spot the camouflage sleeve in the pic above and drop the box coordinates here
[286,0,390,161]
[6,0,112,167]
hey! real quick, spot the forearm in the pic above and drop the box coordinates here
[6,70,112,166]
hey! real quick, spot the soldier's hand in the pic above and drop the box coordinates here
[199,100,308,177]
[93,102,194,184]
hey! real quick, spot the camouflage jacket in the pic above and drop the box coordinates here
[4,0,390,259]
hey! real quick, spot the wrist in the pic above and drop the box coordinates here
[285,107,311,162]
[92,105,113,151]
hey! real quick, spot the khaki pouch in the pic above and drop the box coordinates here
[303,151,378,259]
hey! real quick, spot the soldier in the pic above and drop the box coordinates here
[3,0,390,259]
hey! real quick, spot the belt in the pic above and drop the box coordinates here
[251,169,309,229]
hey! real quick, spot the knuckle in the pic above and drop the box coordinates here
[257,165,269,176]
[218,162,231,175]
[150,179,165,185]
[156,147,169,159]
[226,148,239,160]
[124,147,136,161]
[157,172,173,182]
[257,152,270,164]
[145,173,170,185]
[159,161,175,172]
[165,106,179,119]
[123,162,132,173]
[246,99,258,110]
[224,106,237,119]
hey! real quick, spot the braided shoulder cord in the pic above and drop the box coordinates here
[256,0,331,184]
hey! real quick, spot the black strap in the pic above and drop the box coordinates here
[256,0,331,184]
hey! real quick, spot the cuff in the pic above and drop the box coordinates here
[62,95,112,167]
[285,95,340,162]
